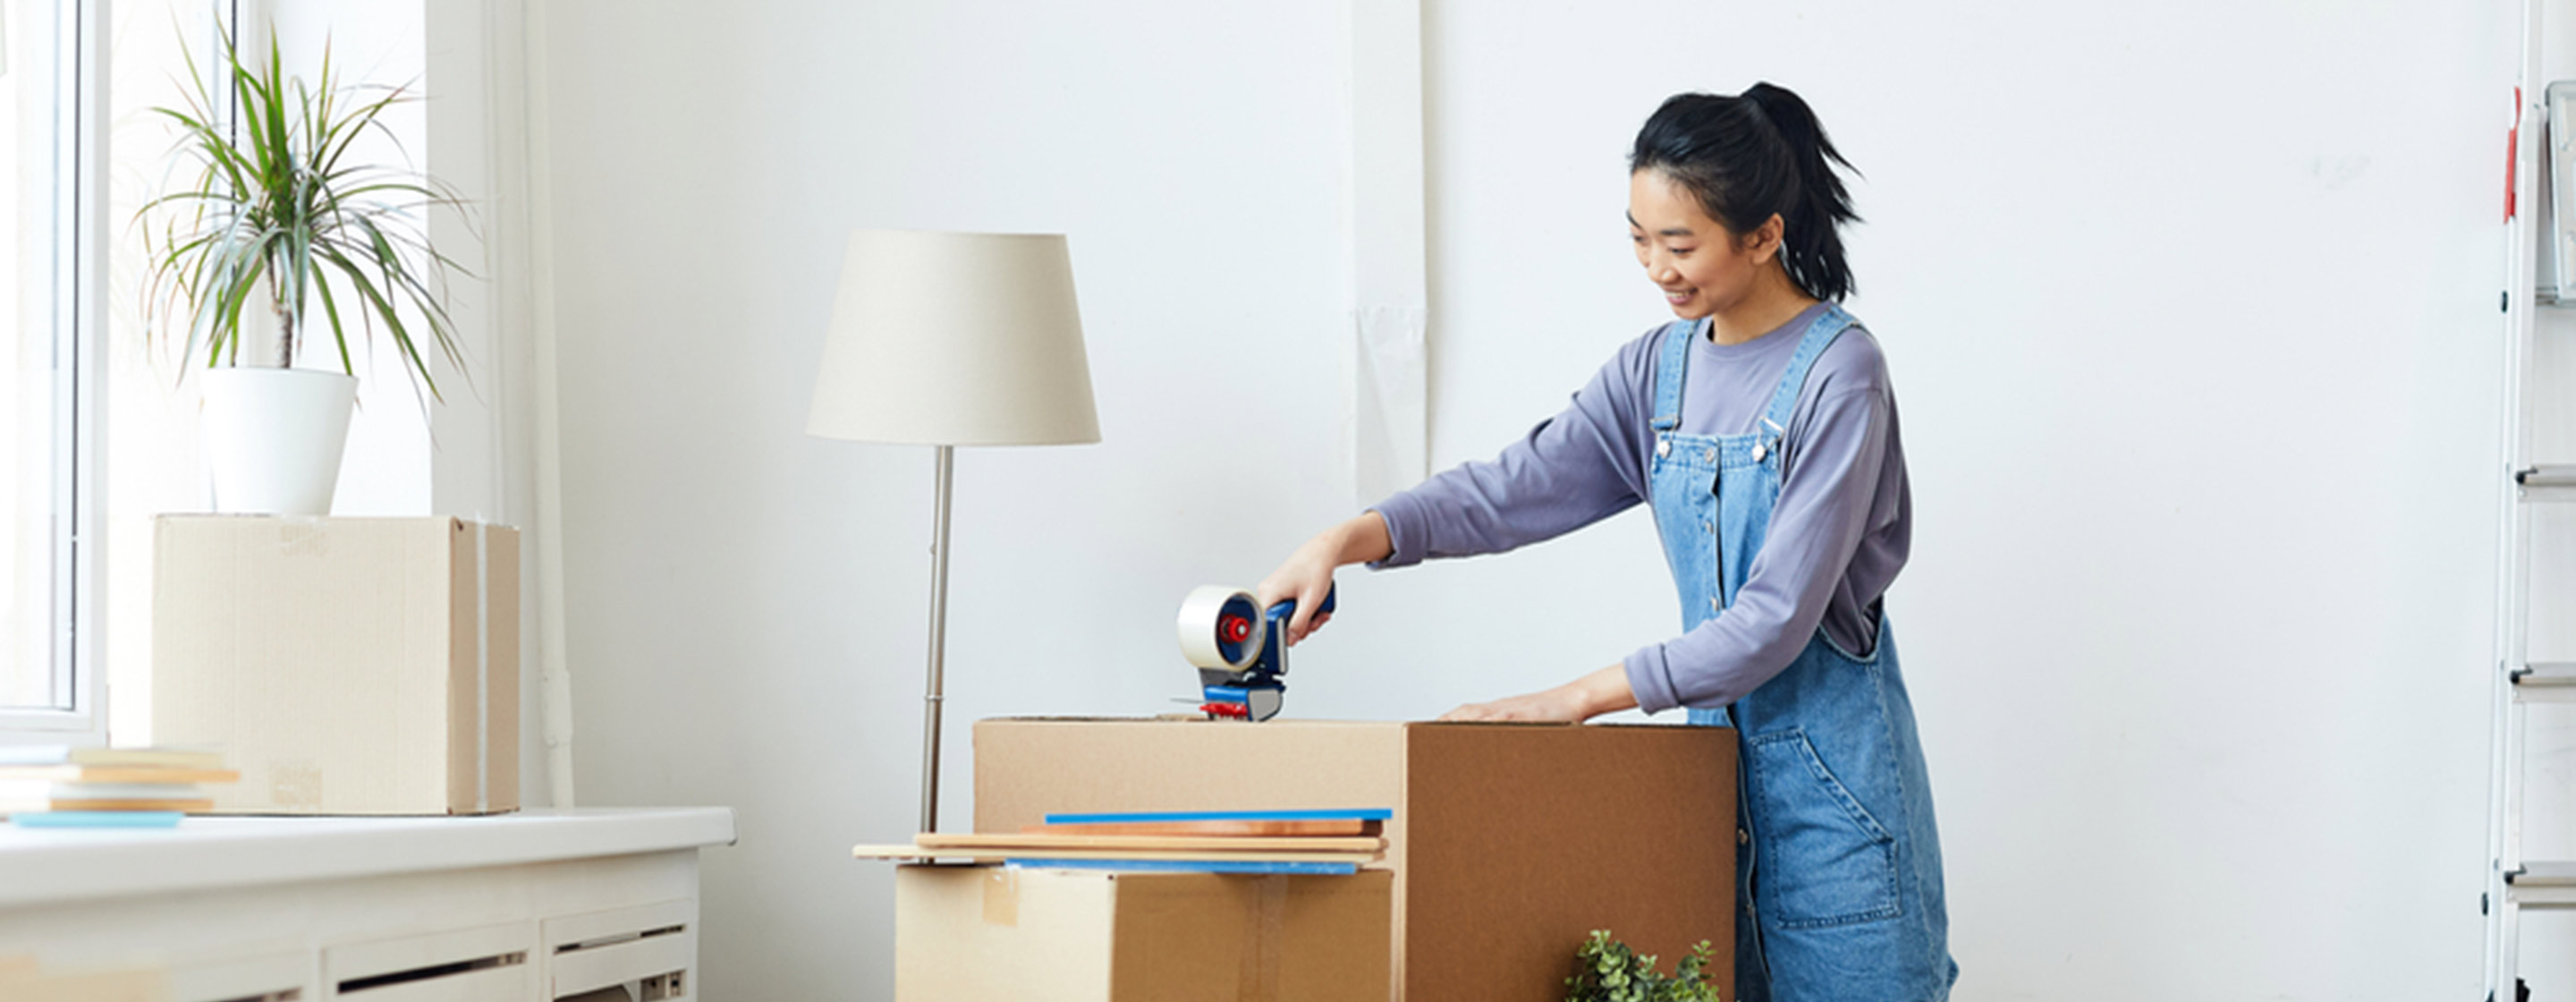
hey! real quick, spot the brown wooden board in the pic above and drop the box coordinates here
[0,747,224,770]
[917,832,1385,854]
[1,799,215,813]
[853,844,1381,864]
[1025,819,1383,837]
[0,767,240,785]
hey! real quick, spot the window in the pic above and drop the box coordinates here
[9,2,441,746]
[0,0,100,743]
[103,3,242,745]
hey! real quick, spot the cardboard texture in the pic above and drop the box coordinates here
[152,516,520,816]
[895,865,1392,1001]
[974,718,1736,1002]
[0,966,168,1002]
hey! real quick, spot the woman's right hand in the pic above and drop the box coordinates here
[1257,512,1391,646]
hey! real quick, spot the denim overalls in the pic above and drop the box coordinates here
[1650,305,1958,1001]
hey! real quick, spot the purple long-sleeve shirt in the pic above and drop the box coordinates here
[1368,301,1910,714]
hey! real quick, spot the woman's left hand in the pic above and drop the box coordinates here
[1438,688,1589,723]
[1437,664,1638,723]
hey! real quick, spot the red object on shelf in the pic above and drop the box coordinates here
[2510,86,2522,224]
[1199,701,1250,719]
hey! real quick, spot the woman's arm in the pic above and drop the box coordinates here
[1258,330,1664,644]
[1368,333,1659,570]
[1256,511,1391,642]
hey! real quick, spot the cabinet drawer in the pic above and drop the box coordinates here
[326,922,534,1001]
[543,900,694,1000]
[168,949,311,1002]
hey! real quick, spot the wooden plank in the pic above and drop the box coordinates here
[3,799,215,813]
[1025,819,1383,837]
[1014,858,1359,874]
[917,832,1385,853]
[1043,808,1391,824]
[0,766,240,784]
[0,747,225,769]
[852,845,1379,864]
[852,845,941,860]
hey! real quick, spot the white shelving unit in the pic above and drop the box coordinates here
[0,808,734,1002]
[2489,2,2576,998]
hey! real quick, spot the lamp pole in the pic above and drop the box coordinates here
[919,445,955,834]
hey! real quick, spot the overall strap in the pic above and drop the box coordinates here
[1648,318,1701,432]
[1758,303,1857,434]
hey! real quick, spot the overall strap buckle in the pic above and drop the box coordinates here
[1648,318,1699,433]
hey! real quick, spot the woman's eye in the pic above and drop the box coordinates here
[1672,247,1695,257]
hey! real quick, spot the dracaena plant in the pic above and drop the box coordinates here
[135,30,470,403]
[1564,930,1724,1002]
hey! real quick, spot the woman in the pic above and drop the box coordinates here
[1256,84,1958,1001]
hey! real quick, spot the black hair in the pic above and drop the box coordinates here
[1628,83,1860,301]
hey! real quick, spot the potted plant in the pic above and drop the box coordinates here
[1565,930,1725,1002]
[135,33,468,515]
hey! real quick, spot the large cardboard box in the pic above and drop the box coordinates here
[153,515,520,815]
[974,718,1736,1002]
[896,864,1392,1001]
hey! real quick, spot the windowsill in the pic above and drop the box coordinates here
[0,806,737,909]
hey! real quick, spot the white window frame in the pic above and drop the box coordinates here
[0,0,106,748]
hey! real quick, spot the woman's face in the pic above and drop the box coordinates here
[1629,169,1774,320]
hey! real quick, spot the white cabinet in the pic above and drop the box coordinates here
[0,808,733,1002]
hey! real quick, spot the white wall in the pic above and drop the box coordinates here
[534,2,1352,997]
[530,1,2526,998]
[1419,4,2512,1000]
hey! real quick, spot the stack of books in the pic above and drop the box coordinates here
[0,746,237,828]
[852,808,1393,873]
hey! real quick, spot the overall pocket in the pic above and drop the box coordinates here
[1746,727,1902,929]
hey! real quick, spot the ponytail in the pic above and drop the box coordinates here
[1629,83,1861,301]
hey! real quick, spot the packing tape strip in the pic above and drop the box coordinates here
[476,521,490,814]
[981,866,1020,927]
[1177,586,1263,671]
[1238,875,1286,1002]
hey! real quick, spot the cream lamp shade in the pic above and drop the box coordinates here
[806,229,1099,446]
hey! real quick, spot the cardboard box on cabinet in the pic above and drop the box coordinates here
[153,515,519,816]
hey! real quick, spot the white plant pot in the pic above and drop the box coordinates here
[199,367,359,515]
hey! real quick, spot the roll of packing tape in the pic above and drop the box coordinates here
[1177,586,1265,671]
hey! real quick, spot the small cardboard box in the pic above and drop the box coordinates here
[895,864,1393,1001]
[152,515,520,815]
[974,718,1736,1002]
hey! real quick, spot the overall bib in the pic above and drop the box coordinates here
[1649,306,1958,1002]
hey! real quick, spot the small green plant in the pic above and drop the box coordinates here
[135,28,470,401]
[1563,929,1724,1002]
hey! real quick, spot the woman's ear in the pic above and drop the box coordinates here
[1745,213,1786,264]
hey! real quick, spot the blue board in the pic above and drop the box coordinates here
[1042,808,1393,824]
[1007,858,1360,875]
[12,811,184,828]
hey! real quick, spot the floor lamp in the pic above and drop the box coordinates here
[804,230,1099,834]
